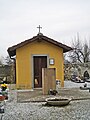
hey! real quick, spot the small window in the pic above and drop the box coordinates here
[49,58,55,65]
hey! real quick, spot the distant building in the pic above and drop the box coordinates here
[0,65,11,82]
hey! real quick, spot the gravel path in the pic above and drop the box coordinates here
[0,90,90,120]
[2,99,90,120]
[0,81,90,120]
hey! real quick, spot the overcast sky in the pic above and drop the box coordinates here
[0,0,90,57]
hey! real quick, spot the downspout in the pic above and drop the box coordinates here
[10,57,16,84]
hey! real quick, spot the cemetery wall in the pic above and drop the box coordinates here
[64,62,90,80]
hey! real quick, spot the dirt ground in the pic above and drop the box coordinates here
[17,88,90,102]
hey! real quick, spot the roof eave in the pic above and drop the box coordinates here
[7,34,73,57]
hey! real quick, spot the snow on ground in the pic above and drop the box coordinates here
[0,82,90,120]
[64,80,90,88]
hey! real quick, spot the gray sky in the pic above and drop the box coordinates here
[0,0,90,57]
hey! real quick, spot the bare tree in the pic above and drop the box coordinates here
[68,34,90,63]
[5,56,13,65]
[0,59,2,65]
[83,42,90,62]
[0,56,4,65]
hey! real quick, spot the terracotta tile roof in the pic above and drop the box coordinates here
[7,34,73,57]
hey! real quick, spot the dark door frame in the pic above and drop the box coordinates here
[32,54,49,89]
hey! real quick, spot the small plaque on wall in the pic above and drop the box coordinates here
[49,58,55,65]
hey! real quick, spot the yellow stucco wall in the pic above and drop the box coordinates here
[16,40,64,89]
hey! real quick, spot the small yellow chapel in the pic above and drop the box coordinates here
[7,28,72,89]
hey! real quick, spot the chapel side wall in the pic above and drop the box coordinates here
[16,50,31,89]
[16,40,64,89]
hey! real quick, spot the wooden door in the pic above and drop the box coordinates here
[33,56,47,88]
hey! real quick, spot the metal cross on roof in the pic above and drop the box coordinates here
[37,25,42,33]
